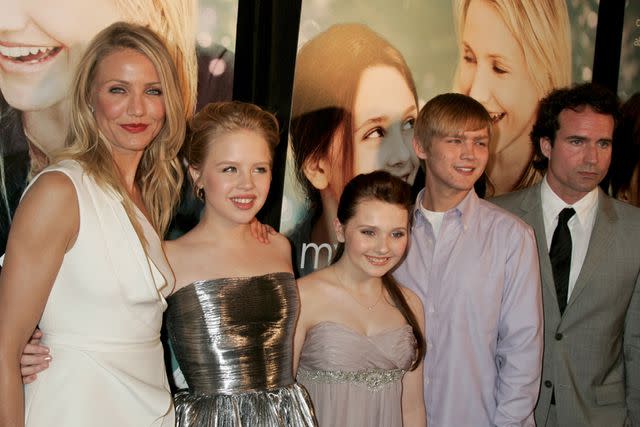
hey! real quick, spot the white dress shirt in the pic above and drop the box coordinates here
[541,176,599,300]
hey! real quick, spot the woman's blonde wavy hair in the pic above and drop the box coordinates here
[453,0,572,97]
[56,22,185,240]
[1,0,196,232]
[114,0,197,120]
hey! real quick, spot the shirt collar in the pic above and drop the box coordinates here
[413,188,477,231]
[541,175,599,227]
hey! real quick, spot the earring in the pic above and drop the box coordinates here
[89,105,95,114]
[196,186,205,201]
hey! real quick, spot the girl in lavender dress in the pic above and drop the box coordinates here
[294,171,426,427]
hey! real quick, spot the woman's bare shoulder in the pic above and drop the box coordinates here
[6,171,79,266]
[27,171,76,199]
[15,171,78,228]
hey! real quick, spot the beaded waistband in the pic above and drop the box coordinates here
[297,368,405,391]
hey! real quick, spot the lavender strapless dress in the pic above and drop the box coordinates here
[297,321,416,427]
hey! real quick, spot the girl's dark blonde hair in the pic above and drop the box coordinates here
[58,22,185,239]
[185,101,279,187]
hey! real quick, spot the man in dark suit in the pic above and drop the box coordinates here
[492,83,640,426]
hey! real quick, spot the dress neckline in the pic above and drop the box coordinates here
[308,320,412,339]
[169,271,295,299]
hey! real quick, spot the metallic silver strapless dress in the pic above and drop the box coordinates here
[165,272,317,427]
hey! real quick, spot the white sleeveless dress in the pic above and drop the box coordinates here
[19,160,175,426]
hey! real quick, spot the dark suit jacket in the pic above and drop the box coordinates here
[492,184,640,427]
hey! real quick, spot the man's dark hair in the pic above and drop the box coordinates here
[531,83,621,171]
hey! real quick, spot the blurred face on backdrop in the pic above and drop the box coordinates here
[456,0,540,156]
[324,64,419,208]
[0,0,122,111]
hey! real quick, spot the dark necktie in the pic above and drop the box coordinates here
[549,207,575,314]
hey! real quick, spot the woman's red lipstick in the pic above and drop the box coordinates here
[120,123,148,133]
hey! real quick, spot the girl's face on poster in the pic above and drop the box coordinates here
[191,129,272,227]
[456,0,541,155]
[0,0,121,111]
[325,65,418,203]
[335,198,409,279]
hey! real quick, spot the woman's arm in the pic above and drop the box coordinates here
[0,172,79,425]
[401,288,427,426]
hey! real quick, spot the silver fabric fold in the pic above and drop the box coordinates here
[166,272,317,426]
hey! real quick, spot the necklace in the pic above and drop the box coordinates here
[333,267,384,311]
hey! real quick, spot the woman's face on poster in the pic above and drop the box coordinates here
[324,64,418,201]
[456,0,541,155]
[0,0,122,111]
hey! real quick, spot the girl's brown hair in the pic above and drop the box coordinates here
[333,170,425,370]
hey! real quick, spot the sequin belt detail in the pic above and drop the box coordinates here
[297,368,405,391]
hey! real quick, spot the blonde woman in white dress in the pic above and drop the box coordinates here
[0,22,185,426]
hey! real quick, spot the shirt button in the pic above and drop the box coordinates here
[425,377,430,385]
[555,333,563,340]
[544,380,553,388]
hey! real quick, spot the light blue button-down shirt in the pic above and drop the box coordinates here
[394,189,543,427]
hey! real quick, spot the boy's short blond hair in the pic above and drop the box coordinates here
[414,93,492,151]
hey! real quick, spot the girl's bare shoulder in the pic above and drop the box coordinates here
[297,268,336,295]
[266,231,291,253]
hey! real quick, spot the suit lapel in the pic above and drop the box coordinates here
[518,185,558,313]
[565,190,617,311]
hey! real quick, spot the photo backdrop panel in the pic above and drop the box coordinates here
[0,1,239,253]
[569,0,600,83]
[281,0,437,276]
[193,0,237,110]
[282,0,598,276]
[168,0,238,239]
[618,0,640,99]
